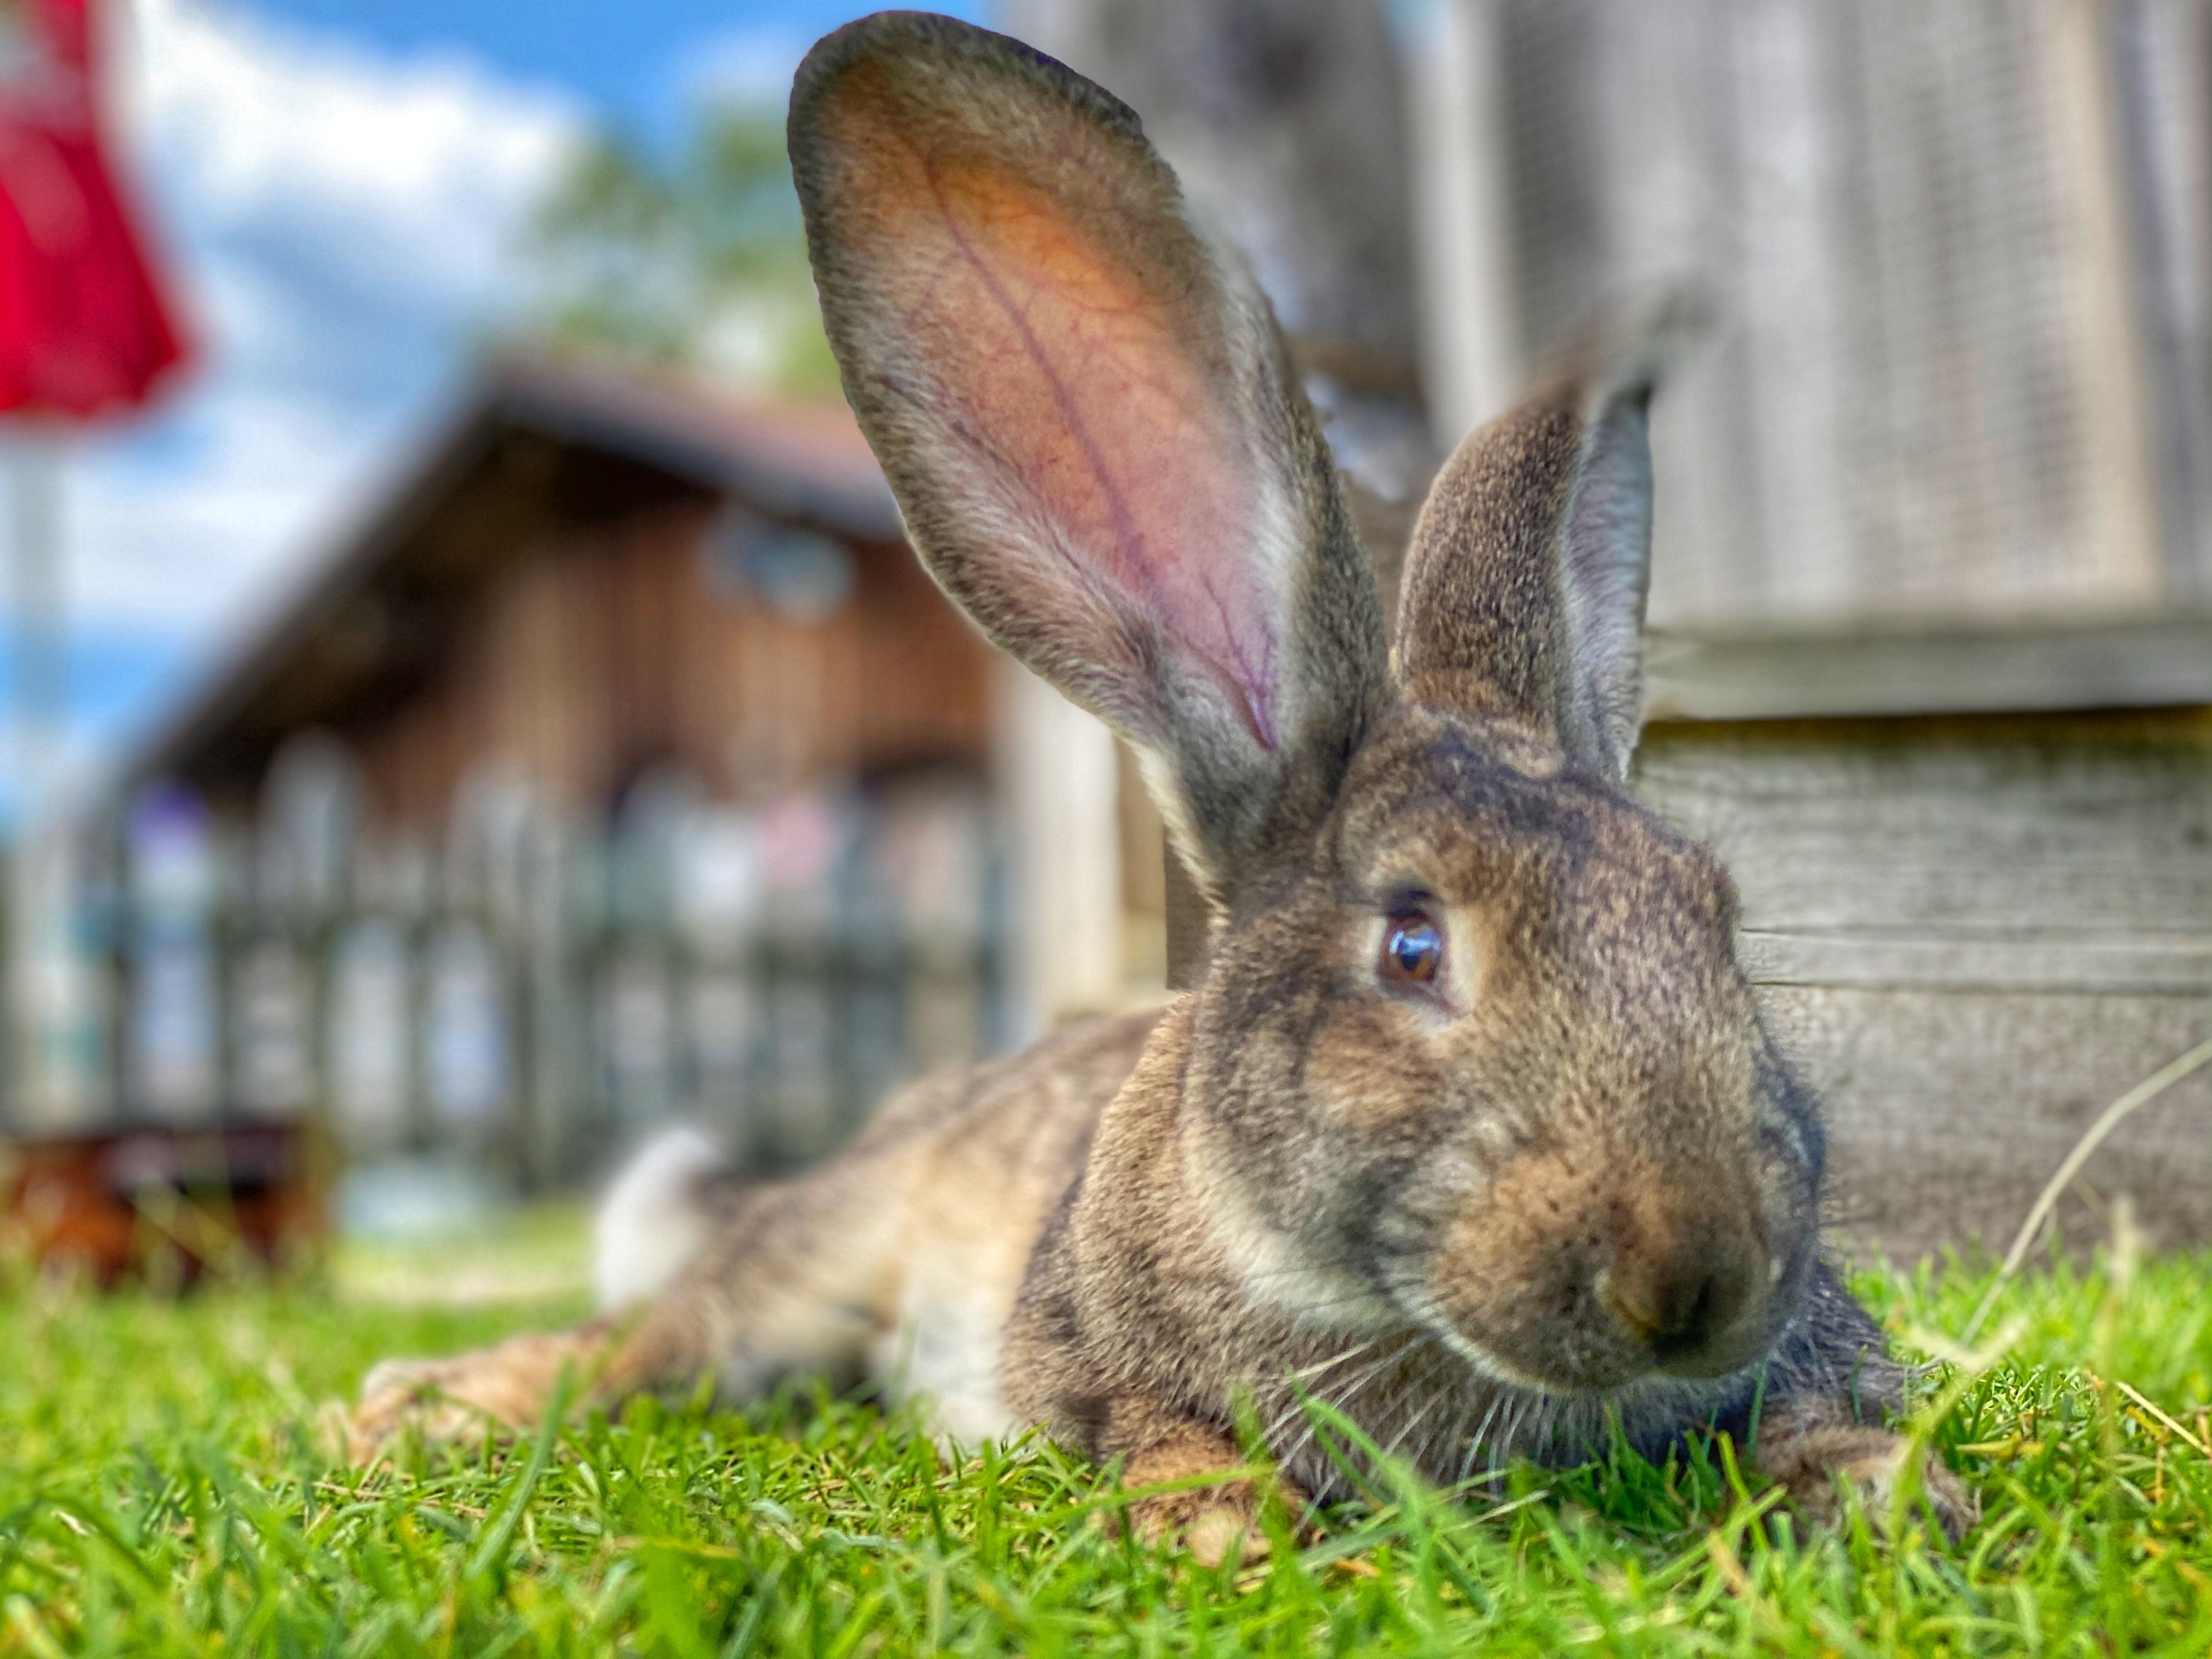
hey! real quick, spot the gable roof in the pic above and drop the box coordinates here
[116,354,901,804]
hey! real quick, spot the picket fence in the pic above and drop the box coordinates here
[25,743,1007,1193]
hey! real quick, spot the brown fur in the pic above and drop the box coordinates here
[1756,1420,1978,1541]
[350,12,1976,1554]
[1397,396,1583,731]
[1115,1421,1310,1569]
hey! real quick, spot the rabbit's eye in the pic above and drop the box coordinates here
[1380,912,1443,985]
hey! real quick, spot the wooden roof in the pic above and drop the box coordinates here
[116,356,904,803]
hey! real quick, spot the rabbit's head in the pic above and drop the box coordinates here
[791,13,1819,1396]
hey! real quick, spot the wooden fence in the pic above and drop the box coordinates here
[15,749,1006,1191]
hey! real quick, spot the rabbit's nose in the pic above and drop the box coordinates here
[1596,1224,1759,1376]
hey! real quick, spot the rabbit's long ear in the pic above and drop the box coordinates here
[1395,342,1667,780]
[789,13,1387,900]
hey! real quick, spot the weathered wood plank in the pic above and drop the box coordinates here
[2113,0,2212,601]
[1636,712,2212,1261]
[1438,0,2180,631]
[1738,930,2212,996]
[1644,614,2212,721]
[1636,713,2212,940]
[1764,985,2212,1262]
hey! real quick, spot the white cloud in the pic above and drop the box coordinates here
[133,0,577,308]
[43,0,584,761]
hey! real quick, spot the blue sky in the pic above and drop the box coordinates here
[249,0,985,140]
[4,0,981,827]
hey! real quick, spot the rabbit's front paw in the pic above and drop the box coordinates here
[348,1329,599,1459]
[1117,1428,1308,1567]
[1757,1424,1978,1542]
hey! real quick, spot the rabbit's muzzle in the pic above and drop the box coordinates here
[1425,1142,1796,1394]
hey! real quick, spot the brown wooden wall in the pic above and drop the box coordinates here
[1635,708,2212,1260]
[1427,0,2209,630]
[346,500,995,832]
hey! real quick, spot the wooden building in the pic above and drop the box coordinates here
[131,357,992,830]
[75,356,1173,1181]
[1410,0,2212,1259]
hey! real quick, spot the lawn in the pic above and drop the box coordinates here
[1,1208,2207,1657]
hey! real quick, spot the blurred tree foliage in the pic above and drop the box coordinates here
[528,111,838,396]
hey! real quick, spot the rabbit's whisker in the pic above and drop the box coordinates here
[1278,1335,1436,1482]
[1280,1288,1404,1322]
[1383,1345,1461,1466]
[1456,1392,1510,1488]
[1266,1329,1413,1432]
[1497,1400,1530,1468]
[1288,1336,1378,1383]
[1260,1339,1382,1448]
[1262,1363,1360,1449]
[1234,1248,1425,1288]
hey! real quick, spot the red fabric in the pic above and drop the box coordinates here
[0,0,188,420]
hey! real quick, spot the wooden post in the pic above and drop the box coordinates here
[6,433,83,1129]
[1408,0,1525,447]
[2042,0,2166,609]
[995,660,1126,1028]
[1000,0,1441,995]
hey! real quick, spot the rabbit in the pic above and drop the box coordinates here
[351,10,1976,1562]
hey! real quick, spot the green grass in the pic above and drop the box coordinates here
[2,1215,2208,1657]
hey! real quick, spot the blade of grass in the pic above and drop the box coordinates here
[465,1368,575,1584]
[1962,1035,2212,1343]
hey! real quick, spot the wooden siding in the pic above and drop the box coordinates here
[1426,0,2210,631]
[347,503,994,832]
[1404,2,2212,1262]
[2117,0,2212,602]
[1635,710,2212,1261]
